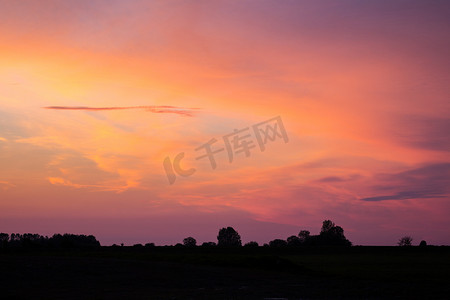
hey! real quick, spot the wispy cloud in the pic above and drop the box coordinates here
[43,106,200,116]
[314,174,362,183]
[360,163,450,201]
[361,191,446,202]
[47,177,133,193]
[389,115,450,152]
[0,180,15,190]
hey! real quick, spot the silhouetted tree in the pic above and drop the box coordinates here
[293,220,352,246]
[217,227,242,247]
[1,233,100,249]
[49,234,100,248]
[287,235,301,246]
[321,220,335,233]
[398,236,413,246]
[244,241,259,247]
[201,242,216,247]
[329,226,344,237]
[183,236,197,247]
[269,239,288,248]
[419,240,427,247]
[10,233,22,247]
[21,233,46,248]
[298,230,310,242]
[0,233,9,248]
[145,243,155,248]
[317,220,351,246]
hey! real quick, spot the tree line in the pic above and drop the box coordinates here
[2,219,424,249]
[0,233,100,249]
[180,219,352,248]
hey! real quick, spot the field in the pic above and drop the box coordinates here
[1,246,449,299]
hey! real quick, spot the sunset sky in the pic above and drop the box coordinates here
[1,0,449,246]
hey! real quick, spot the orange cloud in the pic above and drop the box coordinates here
[0,181,15,190]
[43,105,200,116]
[47,177,132,193]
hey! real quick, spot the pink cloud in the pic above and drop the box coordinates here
[43,105,200,116]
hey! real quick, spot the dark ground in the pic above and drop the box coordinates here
[0,246,449,299]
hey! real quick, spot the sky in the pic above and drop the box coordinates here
[0,0,449,246]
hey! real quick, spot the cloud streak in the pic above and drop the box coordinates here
[0,181,15,190]
[360,163,450,202]
[43,105,200,116]
[389,115,450,152]
[47,177,132,193]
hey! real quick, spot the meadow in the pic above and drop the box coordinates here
[1,246,449,299]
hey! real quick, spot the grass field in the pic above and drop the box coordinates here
[1,246,449,299]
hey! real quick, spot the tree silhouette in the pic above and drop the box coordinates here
[321,220,335,233]
[317,221,351,246]
[201,242,216,247]
[419,240,427,247]
[398,236,413,246]
[244,241,259,247]
[294,220,352,246]
[217,227,242,247]
[287,235,301,246]
[49,234,100,248]
[269,239,288,248]
[0,233,8,248]
[298,230,310,242]
[183,236,197,247]
[0,233,100,249]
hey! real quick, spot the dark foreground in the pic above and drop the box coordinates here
[1,246,449,299]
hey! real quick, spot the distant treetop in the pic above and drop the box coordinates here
[217,227,242,247]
